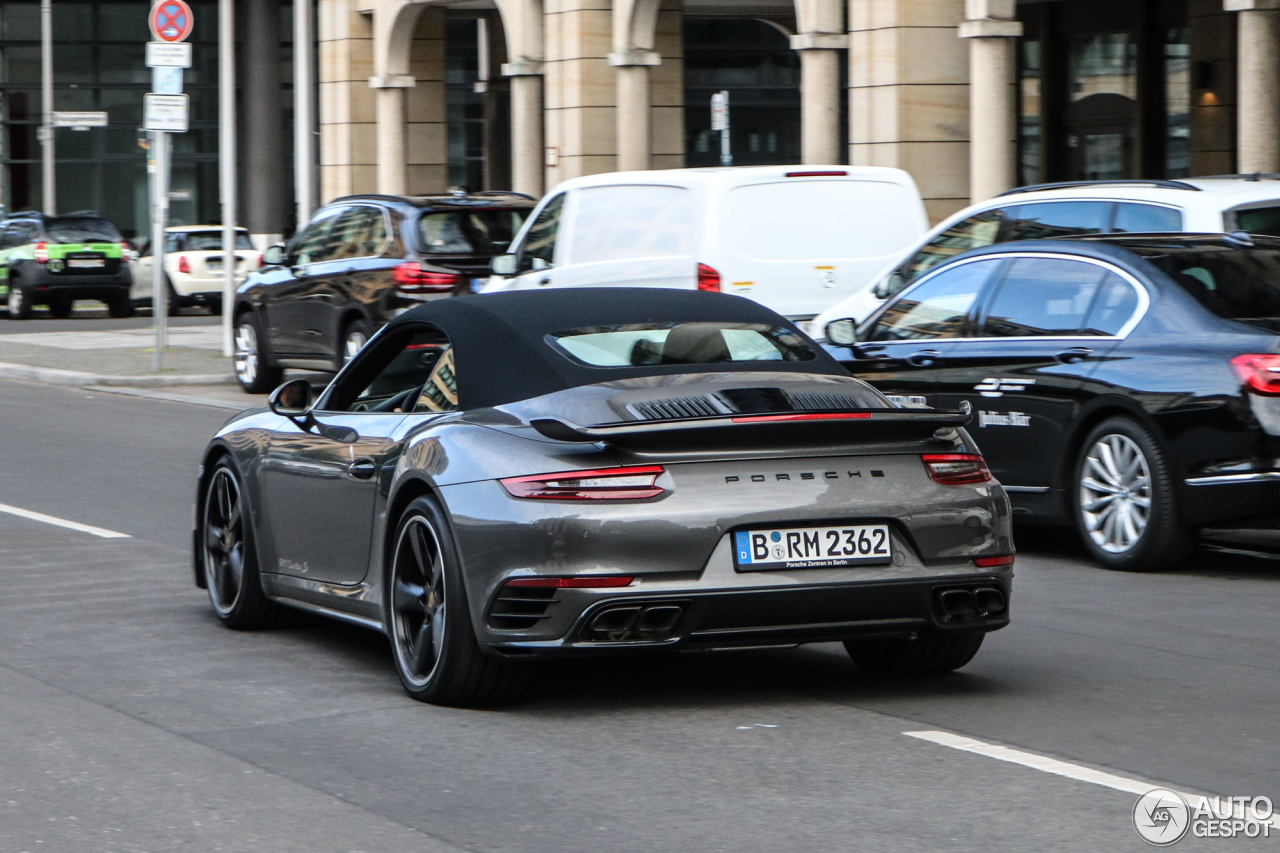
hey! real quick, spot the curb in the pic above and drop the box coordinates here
[0,361,237,388]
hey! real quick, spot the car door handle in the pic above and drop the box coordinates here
[539,277,551,286]
[1057,346,1092,364]
[905,349,941,368]
[347,459,376,480]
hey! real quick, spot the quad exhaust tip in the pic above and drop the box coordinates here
[583,603,686,642]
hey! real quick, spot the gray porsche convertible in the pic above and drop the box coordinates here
[195,288,1013,706]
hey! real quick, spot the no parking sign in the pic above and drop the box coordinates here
[149,0,193,43]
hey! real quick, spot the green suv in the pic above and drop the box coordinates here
[0,211,133,319]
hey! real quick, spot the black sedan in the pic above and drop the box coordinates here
[196,288,1013,706]
[231,191,533,393]
[824,233,1280,572]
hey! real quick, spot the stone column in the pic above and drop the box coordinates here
[369,76,415,195]
[959,0,1021,202]
[503,62,544,197]
[1227,0,1280,174]
[791,33,845,165]
[610,50,660,171]
[244,0,284,245]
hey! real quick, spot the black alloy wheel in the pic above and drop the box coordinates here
[844,632,984,676]
[48,296,73,318]
[1073,416,1188,572]
[6,278,32,319]
[388,497,529,706]
[234,312,283,394]
[201,461,275,629]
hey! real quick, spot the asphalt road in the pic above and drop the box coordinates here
[2,375,1277,851]
[0,303,221,331]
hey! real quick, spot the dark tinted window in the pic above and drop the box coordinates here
[1148,249,1280,331]
[417,209,527,255]
[869,259,1002,341]
[332,328,458,413]
[890,209,1005,295]
[1112,203,1183,233]
[290,207,343,265]
[981,258,1106,337]
[44,216,121,243]
[1233,206,1280,237]
[1083,273,1141,335]
[1001,201,1110,240]
[324,206,387,260]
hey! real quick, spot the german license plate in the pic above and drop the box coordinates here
[207,259,222,272]
[733,524,892,571]
[68,257,104,268]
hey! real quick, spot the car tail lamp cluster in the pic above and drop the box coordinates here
[1230,354,1280,396]
[500,465,666,500]
[504,576,635,589]
[921,453,992,485]
[974,555,1015,568]
[697,263,721,292]
[177,255,191,274]
[119,241,130,255]
[34,242,47,263]
[393,262,460,293]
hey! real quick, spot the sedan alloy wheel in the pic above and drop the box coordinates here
[234,320,259,387]
[1079,433,1151,554]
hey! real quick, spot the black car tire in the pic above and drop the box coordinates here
[107,294,134,318]
[388,496,530,707]
[165,276,183,317]
[209,297,223,316]
[1073,416,1188,572]
[6,278,33,319]
[845,632,984,676]
[201,459,277,629]
[234,311,283,394]
[341,318,372,368]
[48,296,73,318]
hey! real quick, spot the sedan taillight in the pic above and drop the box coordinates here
[394,262,460,293]
[500,465,666,500]
[34,241,47,263]
[1230,354,1280,396]
[697,263,721,292]
[922,453,991,485]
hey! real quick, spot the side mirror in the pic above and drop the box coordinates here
[491,253,517,276]
[262,243,286,266]
[873,269,907,301]
[825,319,858,347]
[268,378,312,417]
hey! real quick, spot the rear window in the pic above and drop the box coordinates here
[182,232,255,251]
[549,322,816,366]
[720,180,921,260]
[1148,248,1280,331]
[416,209,526,254]
[1232,206,1280,238]
[45,217,121,244]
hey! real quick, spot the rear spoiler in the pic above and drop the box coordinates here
[530,409,972,451]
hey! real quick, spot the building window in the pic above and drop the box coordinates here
[1019,39,1041,186]
[1065,32,1137,180]
[446,17,483,191]
[1166,27,1190,178]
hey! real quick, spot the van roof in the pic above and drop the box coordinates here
[546,165,921,195]
[986,177,1280,209]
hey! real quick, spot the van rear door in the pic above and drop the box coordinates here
[712,175,927,319]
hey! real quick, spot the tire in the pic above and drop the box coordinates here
[234,312,283,394]
[6,278,32,319]
[845,632,984,676]
[1073,416,1188,572]
[165,276,183,317]
[48,296,73,318]
[340,318,372,368]
[209,298,223,316]
[387,497,530,706]
[107,294,134,318]
[200,460,276,629]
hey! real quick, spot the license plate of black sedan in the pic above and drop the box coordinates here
[733,524,892,571]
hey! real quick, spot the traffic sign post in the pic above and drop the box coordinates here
[145,1,192,371]
[711,90,732,167]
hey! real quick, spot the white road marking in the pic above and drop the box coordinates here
[0,502,130,538]
[906,730,1279,825]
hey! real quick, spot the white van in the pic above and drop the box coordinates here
[485,166,928,320]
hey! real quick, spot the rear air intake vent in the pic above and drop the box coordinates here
[787,392,863,411]
[487,585,558,630]
[629,396,721,420]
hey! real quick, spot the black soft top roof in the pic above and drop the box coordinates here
[387,288,845,410]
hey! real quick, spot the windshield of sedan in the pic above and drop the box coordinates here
[549,322,816,366]
[1146,248,1280,331]
[45,216,121,244]
[416,209,527,254]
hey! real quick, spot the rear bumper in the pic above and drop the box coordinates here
[484,573,1011,658]
[17,278,131,300]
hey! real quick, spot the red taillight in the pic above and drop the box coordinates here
[177,255,190,274]
[503,576,635,589]
[922,453,991,485]
[1230,354,1280,396]
[785,170,848,178]
[731,412,872,423]
[119,241,130,254]
[393,262,460,293]
[975,555,1015,568]
[34,242,47,263]
[697,263,721,292]
[500,465,666,500]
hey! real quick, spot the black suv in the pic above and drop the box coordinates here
[232,192,534,393]
[1,211,133,319]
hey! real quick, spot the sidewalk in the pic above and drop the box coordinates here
[0,326,235,387]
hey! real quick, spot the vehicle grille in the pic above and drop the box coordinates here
[787,391,863,411]
[487,585,558,630]
[630,396,721,420]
